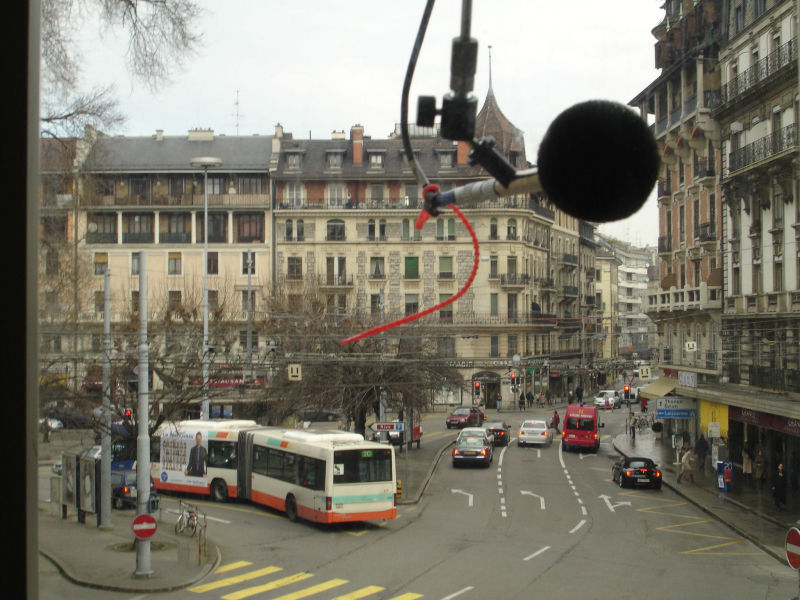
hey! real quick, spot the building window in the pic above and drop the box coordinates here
[405,184,418,206]
[131,252,140,275]
[131,290,139,313]
[405,256,419,279]
[236,214,263,243]
[242,290,256,312]
[490,335,499,357]
[286,153,302,169]
[197,212,227,243]
[328,182,347,207]
[369,183,384,203]
[405,294,419,316]
[326,219,345,241]
[168,290,182,311]
[507,219,518,240]
[439,256,453,279]
[370,257,385,279]
[490,293,498,317]
[168,252,182,275]
[326,152,342,169]
[439,293,453,321]
[207,251,218,275]
[238,177,263,194]
[296,219,304,241]
[287,257,302,280]
[207,176,225,195]
[489,218,498,240]
[94,291,104,313]
[438,151,454,168]
[94,253,108,275]
[507,334,518,357]
[239,330,259,350]
[489,256,498,278]
[129,177,151,203]
[370,294,382,315]
[169,176,185,196]
[242,252,255,275]
[285,219,293,241]
[285,182,303,208]
[369,153,384,168]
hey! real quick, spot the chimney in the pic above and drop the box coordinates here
[351,124,364,164]
[187,128,214,141]
[274,123,283,138]
[457,141,470,165]
[155,129,164,141]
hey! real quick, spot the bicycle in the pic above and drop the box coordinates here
[175,502,199,536]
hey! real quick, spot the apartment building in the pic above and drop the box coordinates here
[39,86,601,413]
[632,0,800,476]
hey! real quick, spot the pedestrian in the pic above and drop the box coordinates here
[742,445,753,487]
[519,391,525,411]
[771,462,787,509]
[539,391,546,407]
[526,391,533,409]
[677,445,694,484]
[550,410,560,434]
[568,389,574,404]
[575,385,583,403]
[695,433,709,475]
[754,449,767,490]
[496,391,502,413]
[640,397,648,413]
[41,417,51,443]
[546,389,552,406]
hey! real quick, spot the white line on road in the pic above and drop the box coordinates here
[451,489,474,507]
[523,546,551,561]
[440,586,475,600]
[520,490,546,510]
[581,506,588,516]
[570,519,586,533]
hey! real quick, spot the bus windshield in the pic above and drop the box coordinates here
[333,448,393,484]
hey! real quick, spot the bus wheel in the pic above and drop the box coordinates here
[285,495,298,522]
[210,479,228,502]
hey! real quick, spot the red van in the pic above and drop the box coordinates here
[562,405,603,452]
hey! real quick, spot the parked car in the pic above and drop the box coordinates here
[452,432,493,468]
[517,420,552,447]
[483,421,511,446]
[593,389,621,409]
[611,457,662,489]
[445,406,485,429]
[39,417,64,431]
[298,407,344,422]
[111,469,156,509]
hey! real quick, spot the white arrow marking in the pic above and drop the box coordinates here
[579,453,596,460]
[520,490,546,510]
[441,587,475,600]
[451,489,474,507]
[598,494,632,512]
[524,546,551,561]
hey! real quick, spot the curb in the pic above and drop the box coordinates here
[398,439,454,505]
[612,439,786,565]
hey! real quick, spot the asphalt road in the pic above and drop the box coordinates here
[38,408,797,600]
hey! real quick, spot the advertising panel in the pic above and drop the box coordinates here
[159,429,209,489]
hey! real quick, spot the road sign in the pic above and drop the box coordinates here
[288,364,302,381]
[132,513,157,540]
[786,527,800,569]
[375,422,403,431]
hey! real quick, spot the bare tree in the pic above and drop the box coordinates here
[40,0,203,137]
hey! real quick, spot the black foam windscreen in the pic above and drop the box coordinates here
[537,100,660,223]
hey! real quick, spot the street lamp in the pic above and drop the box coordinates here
[191,157,222,420]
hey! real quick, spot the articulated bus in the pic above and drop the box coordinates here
[152,420,397,524]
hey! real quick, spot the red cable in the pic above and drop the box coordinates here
[339,204,480,345]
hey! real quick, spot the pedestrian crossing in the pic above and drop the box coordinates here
[189,561,423,600]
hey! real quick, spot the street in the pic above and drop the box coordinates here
[38,407,797,599]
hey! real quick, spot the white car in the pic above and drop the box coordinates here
[517,420,552,446]
[593,390,621,409]
[457,426,493,445]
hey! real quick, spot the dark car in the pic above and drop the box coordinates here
[452,433,493,468]
[445,406,485,429]
[483,421,511,446]
[298,407,344,422]
[111,469,155,509]
[612,457,662,489]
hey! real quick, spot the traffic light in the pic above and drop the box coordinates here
[623,385,630,400]
[510,373,516,390]
[474,381,481,396]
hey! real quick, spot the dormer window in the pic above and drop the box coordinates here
[368,151,385,168]
[437,149,455,169]
[326,150,344,169]
[285,150,304,169]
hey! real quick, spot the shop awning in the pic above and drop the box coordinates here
[640,377,678,398]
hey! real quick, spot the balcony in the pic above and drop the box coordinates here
[728,124,798,174]
[500,273,530,288]
[561,253,578,268]
[719,40,796,107]
[87,231,118,244]
[658,236,672,254]
[562,285,579,297]
[696,222,716,246]
[318,274,353,288]
[694,159,715,181]
[159,232,192,244]
[538,278,556,291]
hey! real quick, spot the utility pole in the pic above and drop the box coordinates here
[135,252,152,578]
[100,269,111,528]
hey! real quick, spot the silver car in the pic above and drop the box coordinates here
[517,420,552,447]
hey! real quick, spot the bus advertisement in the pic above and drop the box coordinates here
[152,420,397,523]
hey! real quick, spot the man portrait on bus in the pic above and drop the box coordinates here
[184,432,208,477]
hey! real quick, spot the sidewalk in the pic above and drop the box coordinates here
[612,427,799,564]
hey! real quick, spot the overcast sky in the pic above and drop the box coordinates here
[74,0,664,245]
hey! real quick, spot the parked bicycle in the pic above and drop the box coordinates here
[175,501,201,537]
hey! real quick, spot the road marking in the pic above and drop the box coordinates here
[272,578,348,600]
[440,587,474,599]
[216,561,253,574]
[386,594,422,600]
[451,489,473,507]
[190,566,283,593]
[570,519,586,533]
[523,546,551,561]
[330,585,385,600]
[520,490,545,510]
[221,573,315,600]
[581,506,587,516]
[598,494,631,512]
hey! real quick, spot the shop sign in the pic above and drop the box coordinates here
[729,406,800,436]
[678,371,697,387]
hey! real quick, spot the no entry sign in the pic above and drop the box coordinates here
[786,527,800,569]
[132,513,157,540]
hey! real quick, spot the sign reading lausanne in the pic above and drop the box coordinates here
[656,396,697,419]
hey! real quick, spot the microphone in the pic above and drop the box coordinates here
[536,99,660,223]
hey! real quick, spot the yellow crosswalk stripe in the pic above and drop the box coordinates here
[272,578,349,600]
[386,594,423,600]
[221,573,314,600]
[189,566,283,593]
[216,561,253,574]
[330,585,385,600]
